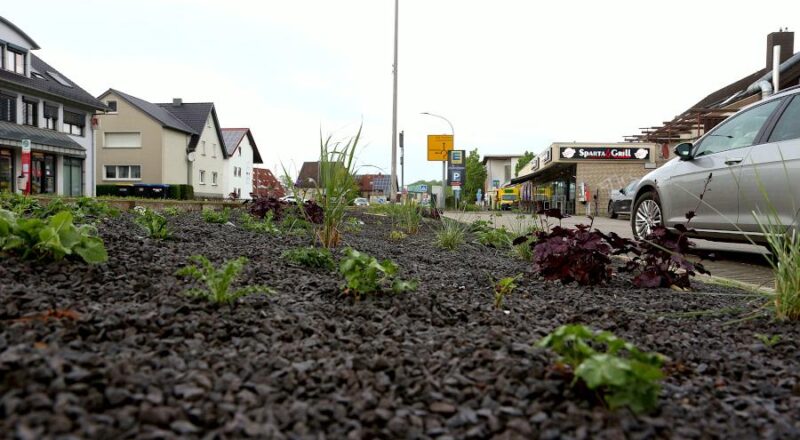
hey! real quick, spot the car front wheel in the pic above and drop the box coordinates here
[631,191,663,240]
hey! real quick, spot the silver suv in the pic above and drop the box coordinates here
[631,86,800,242]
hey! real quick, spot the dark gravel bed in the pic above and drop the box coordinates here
[1,210,799,439]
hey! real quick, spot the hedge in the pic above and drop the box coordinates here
[95,184,194,200]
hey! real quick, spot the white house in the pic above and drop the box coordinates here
[0,16,107,196]
[221,128,262,199]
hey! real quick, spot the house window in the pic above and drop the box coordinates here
[5,48,24,75]
[238,148,242,157]
[106,100,117,112]
[212,143,216,158]
[0,94,16,123]
[63,111,85,136]
[44,104,58,129]
[22,99,37,126]
[199,170,206,184]
[212,172,218,186]
[104,132,141,148]
[104,165,141,180]
[201,141,206,156]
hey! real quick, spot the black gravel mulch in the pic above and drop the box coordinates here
[1,210,799,439]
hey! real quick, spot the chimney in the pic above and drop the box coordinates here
[766,30,794,69]
[172,98,183,107]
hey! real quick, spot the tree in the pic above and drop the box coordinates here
[464,148,487,204]
[515,151,535,177]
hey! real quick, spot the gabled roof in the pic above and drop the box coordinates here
[0,55,106,110]
[100,89,196,134]
[221,128,264,164]
[296,161,319,188]
[253,168,285,198]
[0,16,40,50]
[156,101,228,157]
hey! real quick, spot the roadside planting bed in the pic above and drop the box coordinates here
[1,209,799,439]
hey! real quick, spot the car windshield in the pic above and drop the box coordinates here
[624,180,638,194]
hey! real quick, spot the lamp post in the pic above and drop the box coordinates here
[390,0,399,203]
[420,112,454,210]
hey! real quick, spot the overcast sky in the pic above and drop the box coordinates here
[5,1,800,184]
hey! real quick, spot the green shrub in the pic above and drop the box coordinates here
[339,248,417,298]
[133,207,170,239]
[202,207,231,224]
[537,324,665,414]
[167,184,194,200]
[281,246,335,270]
[176,255,272,304]
[389,201,423,234]
[0,209,108,264]
[162,207,181,216]
[435,218,468,250]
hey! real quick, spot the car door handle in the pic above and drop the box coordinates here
[724,157,743,165]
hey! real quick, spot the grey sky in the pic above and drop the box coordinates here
[5,1,800,184]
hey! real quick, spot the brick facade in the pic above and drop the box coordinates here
[575,161,654,216]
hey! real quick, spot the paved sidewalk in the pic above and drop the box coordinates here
[444,211,775,290]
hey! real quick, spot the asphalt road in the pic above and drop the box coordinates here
[443,211,776,290]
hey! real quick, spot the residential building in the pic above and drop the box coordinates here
[356,173,397,202]
[0,16,107,196]
[221,128,263,199]
[95,90,229,198]
[252,167,285,198]
[481,154,521,206]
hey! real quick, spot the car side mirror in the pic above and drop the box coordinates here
[619,188,626,195]
[674,142,694,160]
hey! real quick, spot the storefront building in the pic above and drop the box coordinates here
[0,16,106,196]
[512,142,657,216]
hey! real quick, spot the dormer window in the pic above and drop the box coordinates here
[5,48,24,75]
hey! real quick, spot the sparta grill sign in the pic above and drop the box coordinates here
[560,146,650,161]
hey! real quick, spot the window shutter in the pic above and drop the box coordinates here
[44,105,58,118]
[63,111,85,126]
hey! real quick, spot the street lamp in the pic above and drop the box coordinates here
[420,112,454,210]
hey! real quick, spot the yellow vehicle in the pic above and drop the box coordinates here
[498,186,520,210]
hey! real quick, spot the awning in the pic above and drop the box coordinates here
[0,121,85,158]
[511,162,575,185]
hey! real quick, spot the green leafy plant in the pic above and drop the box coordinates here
[133,207,171,239]
[162,206,181,216]
[339,248,417,298]
[240,212,279,234]
[389,230,407,241]
[0,209,108,264]
[388,201,423,234]
[476,226,513,249]
[754,333,781,347]
[435,217,468,250]
[537,324,665,414]
[73,197,120,220]
[281,246,335,270]
[342,216,363,233]
[280,213,313,236]
[176,255,272,304]
[202,207,231,224]
[494,274,521,309]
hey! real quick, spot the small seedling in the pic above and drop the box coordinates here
[343,217,363,233]
[281,246,335,270]
[754,333,781,347]
[176,255,272,304]
[537,324,665,414]
[202,207,231,224]
[435,218,468,250]
[493,274,521,309]
[240,212,279,234]
[339,248,417,298]
[134,207,171,239]
[389,230,407,240]
[476,227,513,249]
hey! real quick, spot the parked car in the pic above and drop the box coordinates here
[630,86,800,242]
[353,197,369,207]
[608,179,639,219]
[279,195,306,204]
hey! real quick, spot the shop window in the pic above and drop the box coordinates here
[63,157,83,196]
[0,149,13,193]
[30,153,56,194]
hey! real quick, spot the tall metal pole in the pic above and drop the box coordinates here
[390,0,399,203]
[420,112,453,210]
[399,130,404,191]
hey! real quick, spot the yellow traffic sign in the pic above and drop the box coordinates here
[427,134,454,161]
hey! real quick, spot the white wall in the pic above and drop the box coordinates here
[191,114,226,198]
[224,133,254,199]
[162,128,190,185]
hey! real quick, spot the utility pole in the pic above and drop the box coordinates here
[390,0,399,202]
